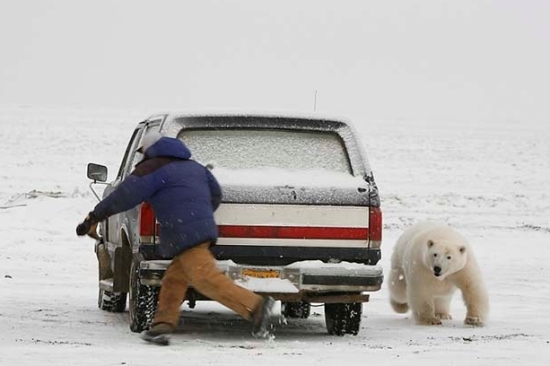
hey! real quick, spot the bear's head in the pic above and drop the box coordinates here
[424,239,467,280]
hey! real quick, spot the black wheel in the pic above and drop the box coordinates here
[281,301,311,319]
[128,260,160,333]
[98,288,127,312]
[324,302,362,336]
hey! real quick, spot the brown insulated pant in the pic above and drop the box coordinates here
[153,242,263,327]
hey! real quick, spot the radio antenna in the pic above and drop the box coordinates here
[313,90,318,111]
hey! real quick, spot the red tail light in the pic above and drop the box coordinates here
[140,202,156,237]
[368,207,382,246]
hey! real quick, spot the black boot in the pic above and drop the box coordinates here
[141,323,174,346]
[251,296,275,339]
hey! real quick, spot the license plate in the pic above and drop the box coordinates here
[242,268,280,279]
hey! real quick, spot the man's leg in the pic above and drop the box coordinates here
[144,242,274,344]
[179,243,263,320]
[152,257,189,327]
[142,257,190,345]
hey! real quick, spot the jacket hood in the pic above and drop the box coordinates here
[145,137,191,159]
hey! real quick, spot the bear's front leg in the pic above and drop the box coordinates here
[408,288,442,325]
[434,295,453,320]
[456,272,489,326]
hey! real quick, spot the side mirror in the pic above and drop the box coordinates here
[87,163,108,183]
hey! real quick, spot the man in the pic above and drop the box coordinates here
[76,131,274,346]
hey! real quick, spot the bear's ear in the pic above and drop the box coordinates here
[459,246,466,254]
[427,240,434,248]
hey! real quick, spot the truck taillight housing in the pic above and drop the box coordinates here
[139,202,156,243]
[368,207,382,248]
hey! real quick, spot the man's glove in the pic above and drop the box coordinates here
[76,212,99,236]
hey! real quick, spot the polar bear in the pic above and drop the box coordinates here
[388,221,489,326]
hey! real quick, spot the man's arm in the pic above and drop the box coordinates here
[92,174,158,221]
[92,158,176,221]
[76,173,158,237]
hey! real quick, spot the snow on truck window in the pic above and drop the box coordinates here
[178,129,352,174]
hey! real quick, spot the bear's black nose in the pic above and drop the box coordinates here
[434,266,442,276]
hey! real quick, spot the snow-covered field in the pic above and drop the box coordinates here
[1,106,549,365]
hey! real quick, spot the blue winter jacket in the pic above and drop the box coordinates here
[92,137,222,258]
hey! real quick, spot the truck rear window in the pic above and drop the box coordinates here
[178,129,352,174]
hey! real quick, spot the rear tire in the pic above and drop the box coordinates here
[128,260,160,333]
[324,302,362,336]
[281,301,311,319]
[98,289,127,312]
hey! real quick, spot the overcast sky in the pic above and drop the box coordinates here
[1,0,549,124]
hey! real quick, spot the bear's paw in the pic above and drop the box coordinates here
[417,316,443,325]
[435,313,452,320]
[464,316,484,327]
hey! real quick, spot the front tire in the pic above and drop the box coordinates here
[324,302,362,336]
[128,260,159,333]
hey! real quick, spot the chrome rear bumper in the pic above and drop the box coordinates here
[138,259,383,299]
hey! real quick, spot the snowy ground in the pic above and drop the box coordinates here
[1,106,549,365]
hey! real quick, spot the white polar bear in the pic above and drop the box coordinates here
[388,221,489,326]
